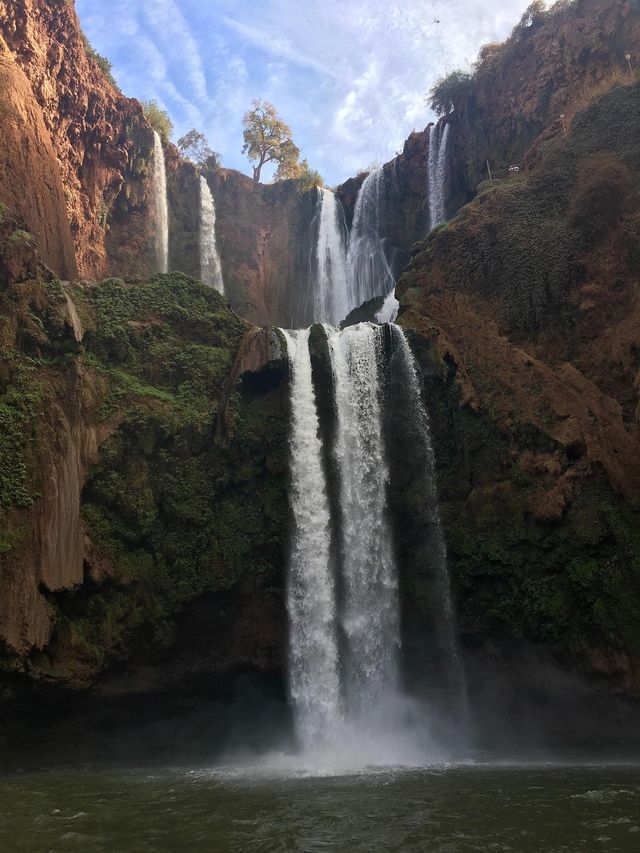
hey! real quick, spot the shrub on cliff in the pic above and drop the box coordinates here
[428,70,474,116]
[142,101,173,146]
[80,34,117,89]
[568,153,635,245]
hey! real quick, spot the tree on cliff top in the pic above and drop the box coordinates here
[142,100,173,146]
[242,100,300,182]
[428,70,474,116]
[276,158,324,189]
[177,129,221,168]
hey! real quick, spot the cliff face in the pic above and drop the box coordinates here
[397,77,640,696]
[0,210,290,701]
[0,52,77,279]
[449,0,640,193]
[0,0,157,279]
[168,164,318,327]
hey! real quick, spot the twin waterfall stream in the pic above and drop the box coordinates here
[280,125,464,765]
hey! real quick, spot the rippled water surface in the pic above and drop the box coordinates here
[1,763,640,851]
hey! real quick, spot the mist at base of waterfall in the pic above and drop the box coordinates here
[213,690,472,779]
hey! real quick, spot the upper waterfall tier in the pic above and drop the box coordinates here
[152,131,169,274]
[427,123,451,231]
[345,168,396,314]
[199,176,225,294]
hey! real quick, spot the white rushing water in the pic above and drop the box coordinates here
[279,322,465,770]
[346,167,396,313]
[327,323,400,714]
[152,130,169,273]
[314,188,349,325]
[199,175,225,294]
[391,326,469,722]
[427,122,451,231]
[281,328,341,749]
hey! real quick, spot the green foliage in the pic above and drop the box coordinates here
[65,273,289,671]
[142,100,173,146]
[8,229,34,247]
[426,391,640,655]
[177,129,221,167]
[0,202,6,224]
[0,351,46,511]
[242,99,300,182]
[80,33,117,88]
[278,158,324,189]
[568,153,635,244]
[428,70,474,116]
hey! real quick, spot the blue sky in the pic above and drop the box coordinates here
[75,0,535,185]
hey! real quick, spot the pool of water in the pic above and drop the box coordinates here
[1,762,640,851]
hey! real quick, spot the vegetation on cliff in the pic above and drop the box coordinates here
[0,217,290,686]
[398,77,640,687]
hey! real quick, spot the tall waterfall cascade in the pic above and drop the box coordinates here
[281,328,341,749]
[427,122,451,231]
[346,167,396,314]
[282,321,465,764]
[199,176,225,294]
[152,131,169,274]
[313,188,349,325]
[327,324,400,713]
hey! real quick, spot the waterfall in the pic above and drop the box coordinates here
[281,328,341,748]
[280,322,465,766]
[427,122,450,231]
[346,167,395,313]
[314,188,349,325]
[326,324,399,714]
[390,326,469,721]
[199,176,225,294]
[152,130,169,273]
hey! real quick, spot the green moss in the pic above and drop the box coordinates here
[44,273,289,675]
[0,350,48,511]
[8,229,34,247]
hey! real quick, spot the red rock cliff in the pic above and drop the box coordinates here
[0,0,156,279]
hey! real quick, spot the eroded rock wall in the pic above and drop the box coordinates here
[0,0,157,279]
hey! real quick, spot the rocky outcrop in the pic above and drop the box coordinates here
[397,76,640,695]
[0,50,76,278]
[448,0,640,193]
[0,0,157,279]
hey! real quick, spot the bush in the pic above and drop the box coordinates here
[81,33,117,88]
[428,70,474,116]
[568,153,635,244]
[142,101,173,146]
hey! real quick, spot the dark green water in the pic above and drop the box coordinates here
[1,763,640,852]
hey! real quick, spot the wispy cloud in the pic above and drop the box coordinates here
[76,0,535,184]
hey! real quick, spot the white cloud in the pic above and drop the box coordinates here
[76,0,535,183]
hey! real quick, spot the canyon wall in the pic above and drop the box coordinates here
[0,0,157,279]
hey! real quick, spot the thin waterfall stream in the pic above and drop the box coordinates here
[314,188,349,325]
[346,167,396,313]
[427,122,451,231]
[199,175,225,294]
[152,130,169,273]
